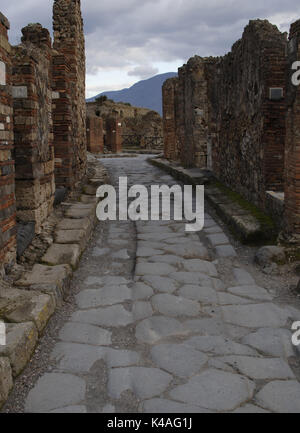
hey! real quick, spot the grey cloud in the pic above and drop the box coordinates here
[128,65,159,79]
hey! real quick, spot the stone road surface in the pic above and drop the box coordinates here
[24,156,300,413]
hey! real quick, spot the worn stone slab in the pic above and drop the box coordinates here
[217,292,253,305]
[0,322,38,376]
[51,342,104,373]
[219,355,295,380]
[108,367,172,399]
[136,247,164,257]
[152,294,200,317]
[148,255,182,266]
[183,259,218,277]
[221,303,289,328]
[132,282,154,300]
[179,285,217,304]
[169,272,214,286]
[112,249,130,260]
[0,357,13,408]
[185,335,257,356]
[143,399,211,413]
[136,317,189,344]
[71,305,133,327]
[59,323,112,346]
[142,275,178,293]
[242,328,295,357]
[184,318,249,339]
[255,381,300,413]
[56,217,91,232]
[135,262,176,276]
[25,373,86,413]
[65,205,95,220]
[215,245,237,258]
[132,301,153,320]
[207,233,230,246]
[151,343,208,378]
[233,268,255,285]
[170,369,255,411]
[42,244,81,269]
[84,276,129,287]
[55,229,87,251]
[75,286,131,308]
[227,285,272,301]
[163,243,210,260]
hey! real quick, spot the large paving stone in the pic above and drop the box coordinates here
[207,233,230,246]
[179,285,217,304]
[42,244,81,269]
[163,243,210,260]
[215,245,237,258]
[136,247,164,257]
[59,323,112,346]
[55,229,87,251]
[132,301,153,320]
[108,367,172,399]
[71,305,133,327]
[136,262,176,276]
[185,335,257,356]
[75,285,131,308]
[0,322,38,376]
[152,294,200,317]
[232,268,255,285]
[151,343,208,377]
[148,255,183,266]
[132,282,154,300]
[0,357,13,408]
[184,318,249,339]
[143,399,211,413]
[255,381,300,413]
[25,373,86,413]
[219,355,295,380]
[169,272,214,286]
[142,275,178,293]
[242,328,295,357]
[221,303,290,328]
[182,259,218,277]
[227,285,272,301]
[170,369,255,411]
[84,275,129,287]
[217,292,253,305]
[136,317,189,344]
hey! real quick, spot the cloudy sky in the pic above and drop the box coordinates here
[2,0,300,98]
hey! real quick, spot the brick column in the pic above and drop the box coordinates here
[12,24,55,233]
[285,20,300,240]
[87,116,104,153]
[0,12,16,271]
[106,117,123,153]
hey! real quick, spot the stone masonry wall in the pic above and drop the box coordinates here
[162,77,178,160]
[0,13,16,271]
[87,116,104,154]
[53,0,86,186]
[106,117,123,153]
[12,25,55,233]
[284,20,300,240]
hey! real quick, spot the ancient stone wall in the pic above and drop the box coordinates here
[162,78,178,160]
[106,117,123,153]
[210,20,286,208]
[284,20,300,240]
[87,116,104,154]
[0,13,16,271]
[11,25,55,233]
[53,0,86,186]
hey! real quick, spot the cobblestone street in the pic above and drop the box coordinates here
[16,156,300,413]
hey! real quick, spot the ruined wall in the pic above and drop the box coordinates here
[210,20,286,208]
[106,117,123,153]
[12,24,55,234]
[284,20,300,240]
[0,13,16,271]
[53,0,86,186]
[163,78,178,160]
[87,116,104,154]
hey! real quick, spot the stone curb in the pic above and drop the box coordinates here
[0,163,108,409]
[149,157,276,244]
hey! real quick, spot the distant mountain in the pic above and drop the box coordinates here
[87,72,178,116]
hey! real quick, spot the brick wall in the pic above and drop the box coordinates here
[12,24,55,233]
[53,0,87,186]
[87,116,104,154]
[106,117,123,153]
[0,12,16,271]
[284,20,300,240]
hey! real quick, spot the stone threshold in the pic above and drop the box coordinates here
[149,157,277,244]
[0,158,108,409]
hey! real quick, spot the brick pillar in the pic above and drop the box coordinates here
[285,20,300,240]
[12,24,55,233]
[162,78,177,160]
[87,116,104,153]
[53,0,87,185]
[106,117,123,153]
[0,12,16,271]
[52,53,73,188]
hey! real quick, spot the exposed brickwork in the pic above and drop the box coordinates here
[106,117,123,153]
[162,78,178,160]
[0,13,16,271]
[86,116,104,154]
[284,20,300,240]
[12,24,55,233]
[53,0,87,186]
